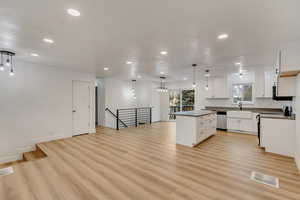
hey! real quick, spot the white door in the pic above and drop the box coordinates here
[72,81,91,136]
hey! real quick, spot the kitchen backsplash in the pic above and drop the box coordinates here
[204,98,296,113]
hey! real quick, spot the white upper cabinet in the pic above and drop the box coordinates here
[206,76,229,99]
[255,70,265,98]
[278,77,296,97]
[281,47,300,72]
[255,70,275,98]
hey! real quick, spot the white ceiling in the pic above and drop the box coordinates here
[1,0,300,81]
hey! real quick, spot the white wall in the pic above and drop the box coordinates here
[0,61,96,163]
[103,78,160,128]
[296,74,300,170]
[160,92,169,121]
[96,78,106,126]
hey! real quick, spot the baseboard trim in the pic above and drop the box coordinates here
[0,154,22,164]
[227,129,258,135]
[296,156,300,172]
[89,129,96,134]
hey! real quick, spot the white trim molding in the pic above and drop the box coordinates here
[296,156,300,172]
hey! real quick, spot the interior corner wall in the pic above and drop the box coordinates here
[97,78,106,126]
[159,92,169,121]
[0,61,96,163]
[104,78,160,129]
[296,74,300,171]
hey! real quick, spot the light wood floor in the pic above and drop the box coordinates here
[1,122,300,200]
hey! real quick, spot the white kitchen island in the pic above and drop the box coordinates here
[174,110,217,147]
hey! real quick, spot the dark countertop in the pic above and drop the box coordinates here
[174,110,216,117]
[260,113,296,120]
[205,106,283,114]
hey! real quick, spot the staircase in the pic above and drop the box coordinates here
[23,147,46,161]
[105,107,152,130]
[0,146,47,169]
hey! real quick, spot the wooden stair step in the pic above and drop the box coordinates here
[23,149,46,161]
[1,146,47,168]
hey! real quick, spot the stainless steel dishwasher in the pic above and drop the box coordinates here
[217,111,227,131]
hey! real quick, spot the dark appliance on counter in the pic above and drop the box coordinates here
[284,107,290,116]
[217,111,227,131]
[284,106,293,116]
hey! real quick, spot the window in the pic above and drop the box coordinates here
[169,89,195,120]
[182,90,195,111]
[169,90,181,114]
[232,83,253,104]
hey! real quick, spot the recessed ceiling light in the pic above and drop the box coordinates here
[126,61,133,65]
[43,38,54,44]
[160,51,168,55]
[218,34,229,40]
[137,75,142,79]
[160,72,165,75]
[30,53,39,57]
[104,67,109,71]
[67,8,81,17]
[183,77,187,80]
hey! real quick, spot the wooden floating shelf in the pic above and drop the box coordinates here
[280,70,300,78]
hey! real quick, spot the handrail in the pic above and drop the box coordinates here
[117,107,153,111]
[105,108,128,128]
[106,107,152,130]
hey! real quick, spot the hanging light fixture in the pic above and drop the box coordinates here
[0,50,15,76]
[192,64,197,88]
[205,69,210,90]
[131,80,137,99]
[0,53,4,71]
[6,55,11,66]
[157,77,168,92]
[239,67,243,78]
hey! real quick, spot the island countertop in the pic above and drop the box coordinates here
[174,110,216,117]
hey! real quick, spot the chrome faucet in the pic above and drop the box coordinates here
[238,102,243,111]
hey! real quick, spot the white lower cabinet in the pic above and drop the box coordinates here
[228,118,253,132]
[195,114,217,145]
[227,118,240,131]
[227,111,256,134]
[261,118,295,157]
[176,113,217,147]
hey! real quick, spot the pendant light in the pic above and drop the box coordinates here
[131,80,137,99]
[0,53,4,71]
[157,77,168,92]
[6,55,11,66]
[192,64,197,88]
[205,69,210,90]
[0,50,15,76]
[9,55,14,76]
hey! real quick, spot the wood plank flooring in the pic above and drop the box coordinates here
[1,122,300,200]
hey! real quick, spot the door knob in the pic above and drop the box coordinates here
[73,110,76,113]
